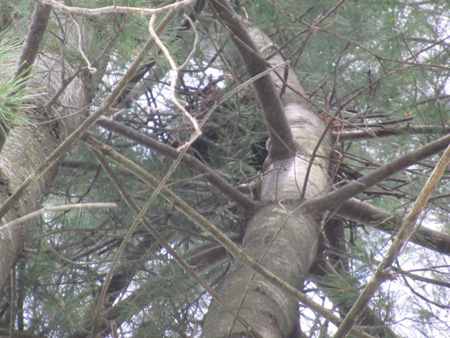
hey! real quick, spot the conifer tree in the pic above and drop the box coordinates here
[0,1,449,337]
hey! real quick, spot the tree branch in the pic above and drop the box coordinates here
[0,203,116,230]
[208,0,296,161]
[333,144,450,338]
[15,2,51,80]
[82,134,373,338]
[303,133,450,213]
[337,198,450,255]
[96,118,258,211]
[333,124,450,141]
[0,9,177,219]
[38,0,195,16]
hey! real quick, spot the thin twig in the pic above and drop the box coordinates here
[0,203,116,230]
[149,13,200,146]
[71,15,97,73]
[38,0,195,16]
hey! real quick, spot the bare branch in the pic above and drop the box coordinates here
[303,133,450,213]
[208,0,296,161]
[333,124,450,141]
[149,13,200,146]
[113,0,207,110]
[38,0,195,16]
[96,118,258,211]
[338,198,450,255]
[71,15,97,73]
[0,203,116,230]
[15,2,51,79]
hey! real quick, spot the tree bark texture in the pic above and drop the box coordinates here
[201,19,331,338]
[0,55,87,295]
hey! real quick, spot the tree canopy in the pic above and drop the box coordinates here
[0,0,449,337]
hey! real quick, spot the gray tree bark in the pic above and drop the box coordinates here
[201,8,331,337]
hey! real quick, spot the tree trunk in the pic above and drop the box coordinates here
[0,55,87,296]
[201,13,331,337]
[202,205,320,337]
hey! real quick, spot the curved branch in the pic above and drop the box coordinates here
[38,0,195,16]
[114,0,207,109]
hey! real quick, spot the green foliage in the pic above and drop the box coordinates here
[0,31,34,133]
